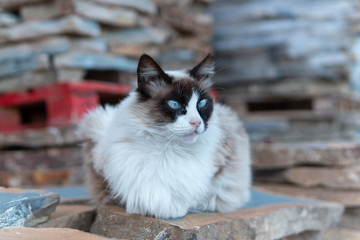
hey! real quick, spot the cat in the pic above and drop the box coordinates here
[78,54,251,219]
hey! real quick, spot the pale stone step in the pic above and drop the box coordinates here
[90,189,343,240]
[252,141,360,169]
[284,166,360,190]
[0,124,79,149]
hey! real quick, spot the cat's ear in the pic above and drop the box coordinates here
[189,54,214,81]
[137,54,172,97]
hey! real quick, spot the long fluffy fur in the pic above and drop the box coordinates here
[79,72,251,219]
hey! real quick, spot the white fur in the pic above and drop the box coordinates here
[80,74,251,219]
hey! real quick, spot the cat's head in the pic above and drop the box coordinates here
[133,54,215,143]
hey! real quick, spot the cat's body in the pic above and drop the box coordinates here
[79,54,251,219]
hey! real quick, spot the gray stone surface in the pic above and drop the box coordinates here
[0,15,101,44]
[0,226,113,240]
[0,188,59,229]
[252,141,360,169]
[92,0,157,15]
[91,189,343,240]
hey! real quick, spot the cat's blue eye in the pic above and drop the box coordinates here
[168,100,181,109]
[198,99,207,108]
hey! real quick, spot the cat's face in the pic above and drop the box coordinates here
[134,54,215,143]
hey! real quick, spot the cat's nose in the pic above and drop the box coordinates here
[190,120,201,129]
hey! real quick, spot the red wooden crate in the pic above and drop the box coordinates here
[0,81,130,133]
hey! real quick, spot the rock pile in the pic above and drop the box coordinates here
[0,0,212,187]
[0,0,213,93]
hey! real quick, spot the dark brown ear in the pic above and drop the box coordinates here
[189,54,214,80]
[137,54,172,98]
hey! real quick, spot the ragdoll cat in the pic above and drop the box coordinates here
[78,54,251,219]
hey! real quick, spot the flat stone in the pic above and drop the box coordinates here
[55,52,138,72]
[0,15,100,44]
[284,166,360,190]
[322,228,360,240]
[91,0,157,15]
[0,188,59,228]
[74,0,138,27]
[254,183,360,207]
[104,27,170,47]
[0,125,80,149]
[37,204,96,232]
[161,6,212,35]
[91,189,343,240]
[0,12,19,27]
[252,141,360,169]
[0,227,114,240]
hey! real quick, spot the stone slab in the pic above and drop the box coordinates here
[254,183,360,207]
[339,207,360,231]
[91,0,157,15]
[37,204,96,232]
[91,189,343,240]
[284,166,360,190]
[252,141,360,169]
[322,228,360,240]
[0,125,80,149]
[0,227,115,240]
[0,188,59,229]
[0,15,100,44]
[0,12,19,27]
[55,51,138,72]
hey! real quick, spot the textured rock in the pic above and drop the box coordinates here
[254,183,360,207]
[252,141,360,169]
[91,190,343,240]
[284,166,360,190]
[37,204,96,232]
[0,124,80,149]
[55,52,138,72]
[0,15,100,44]
[0,227,114,240]
[0,188,59,229]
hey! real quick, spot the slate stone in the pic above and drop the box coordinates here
[0,125,80,149]
[0,16,101,44]
[0,226,114,240]
[91,189,343,239]
[254,183,360,207]
[92,0,157,15]
[284,166,360,190]
[37,204,96,232]
[55,52,138,72]
[0,12,19,27]
[0,188,59,229]
[252,141,360,169]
